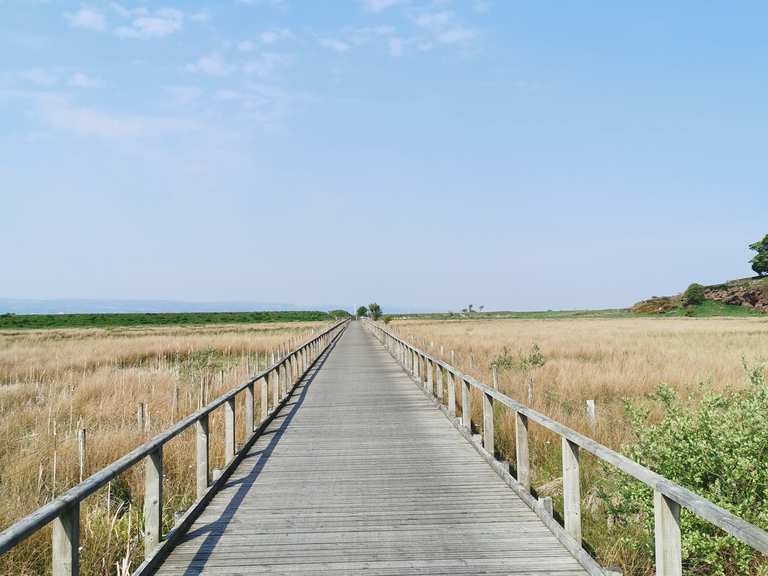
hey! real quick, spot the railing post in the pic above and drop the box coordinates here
[462,379,471,429]
[515,412,530,491]
[482,391,494,456]
[52,503,79,576]
[196,414,209,499]
[144,446,163,557]
[260,377,268,421]
[427,358,434,395]
[225,397,236,465]
[436,365,443,402]
[272,368,279,406]
[447,369,456,418]
[245,381,255,434]
[654,491,682,576]
[562,438,581,544]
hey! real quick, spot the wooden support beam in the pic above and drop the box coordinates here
[245,382,255,434]
[462,378,471,430]
[562,438,581,544]
[224,397,236,465]
[144,447,163,557]
[482,391,495,457]
[52,503,79,576]
[515,412,530,491]
[654,491,682,576]
[195,415,209,499]
[447,369,456,418]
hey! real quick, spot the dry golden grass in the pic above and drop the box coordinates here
[391,316,768,574]
[0,321,330,575]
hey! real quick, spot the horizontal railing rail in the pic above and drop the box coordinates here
[363,318,768,576]
[0,318,350,575]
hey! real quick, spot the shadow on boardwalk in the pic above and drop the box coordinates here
[177,337,341,576]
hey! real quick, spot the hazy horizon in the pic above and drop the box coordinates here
[3,1,766,311]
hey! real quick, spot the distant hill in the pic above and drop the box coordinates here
[633,277,768,316]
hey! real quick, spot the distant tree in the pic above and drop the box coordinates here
[461,308,468,314]
[468,304,474,314]
[368,303,382,321]
[356,306,368,318]
[750,234,768,276]
[682,283,706,307]
[382,315,392,324]
[328,309,351,319]
[479,305,485,313]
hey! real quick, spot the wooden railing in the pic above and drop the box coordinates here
[0,319,349,576]
[364,319,768,576]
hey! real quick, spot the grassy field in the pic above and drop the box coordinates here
[0,310,346,330]
[398,300,763,321]
[0,320,331,575]
[391,315,768,575]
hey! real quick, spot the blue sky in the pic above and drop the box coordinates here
[2,1,766,312]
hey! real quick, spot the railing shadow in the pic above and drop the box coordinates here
[176,334,343,576]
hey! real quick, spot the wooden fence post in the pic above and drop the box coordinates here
[562,438,581,544]
[515,412,530,491]
[447,369,456,418]
[52,503,79,576]
[77,428,86,483]
[245,382,255,434]
[654,491,682,576]
[225,397,236,465]
[272,369,279,406]
[482,391,494,456]
[260,377,268,422]
[462,379,471,430]
[196,414,209,499]
[144,447,163,558]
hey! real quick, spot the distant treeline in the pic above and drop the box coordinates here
[0,310,351,330]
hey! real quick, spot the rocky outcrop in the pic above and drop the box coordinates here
[632,277,768,314]
[631,296,680,314]
[704,279,768,312]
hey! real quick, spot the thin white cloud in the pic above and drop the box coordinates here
[364,0,404,12]
[68,72,99,88]
[242,52,292,78]
[19,68,58,86]
[414,10,476,46]
[29,93,198,140]
[259,27,294,45]
[185,53,230,76]
[65,6,106,32]
[115,8,184,39]
[163,85,203,105]
[388,37,404,57]
[319,38,350,54]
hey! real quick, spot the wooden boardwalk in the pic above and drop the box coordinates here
[156,322,588,575]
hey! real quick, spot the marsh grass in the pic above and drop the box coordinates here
[0,321,328,575]
[393,316,768,575]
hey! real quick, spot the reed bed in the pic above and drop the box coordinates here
[0,321,329,575]
[391,316,768,574]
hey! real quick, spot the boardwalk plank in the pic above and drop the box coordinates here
[155,323,588,575]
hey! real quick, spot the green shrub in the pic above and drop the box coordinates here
[682,283,706,307]
[603,363,768,575]
[382,315,392,324]
[491,344,546,372]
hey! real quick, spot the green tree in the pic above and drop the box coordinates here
[368,303,382,320]
[750,234,768,276]
[356,306,368,318]
[682,283,706,306]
